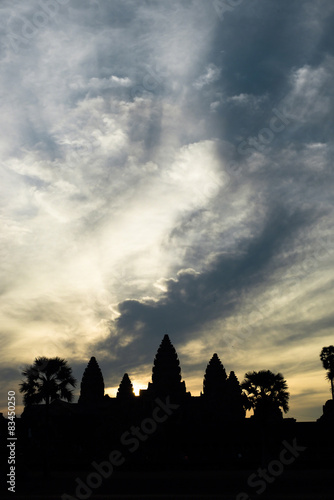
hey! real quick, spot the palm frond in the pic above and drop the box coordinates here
[20,357,77,407]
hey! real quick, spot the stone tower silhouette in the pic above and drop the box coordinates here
[78,356,104,405]
[225,370,245,420]
[117,373,135,400]
[147,334,187,400]
[203,353,227,399]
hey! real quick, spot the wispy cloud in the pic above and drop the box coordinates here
[0,0,333,419]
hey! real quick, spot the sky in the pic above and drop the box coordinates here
[0,0,333,421]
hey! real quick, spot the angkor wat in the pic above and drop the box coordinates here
[1,335,333,499]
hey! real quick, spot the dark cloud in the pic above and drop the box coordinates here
[95,207,316,368]
[197,1,334,149]
[1,0,333,420]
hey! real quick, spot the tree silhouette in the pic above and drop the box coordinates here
[320,346,334,400]
[117,373,135,400]
[241,370,289,419]
[78,356,104,404]
[19,357,76,476]
[20,356,76,407]
[203,353,227,399]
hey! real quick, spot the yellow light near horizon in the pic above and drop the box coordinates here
[105,382,147,397]
[104,386,118,398]
[132,382,146,396]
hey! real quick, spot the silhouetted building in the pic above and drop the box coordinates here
[202,353,227,400]
[20,335,333,474]
[225,371,245,421]
[117,373,135,400]
[146,334,188,401]
[317,399,334,423]
[78,356,104,405]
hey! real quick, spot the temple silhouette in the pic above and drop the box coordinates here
[14,335,250,471]
[72,333,247,438]
[15,334,333,473]
[76,335,245,415]
[1,332,331,500]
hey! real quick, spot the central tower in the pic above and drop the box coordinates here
[147,334,187,401]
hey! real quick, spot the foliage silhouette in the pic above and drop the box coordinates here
[320,346,334,400]
[20,356,76,407]
[241,370,289,419]
[19,357,76,477]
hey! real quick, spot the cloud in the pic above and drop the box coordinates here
[0,0,333,421]
[193,64,221,90]
[95,207,318,363]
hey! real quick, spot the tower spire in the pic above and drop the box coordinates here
[78,356,104,405]
[203,353,227,399]
[147,334,186,400]
[117,373,135,400]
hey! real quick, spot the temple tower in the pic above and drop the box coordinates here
[117,373,135,400]
[78,356,104,405]
[225,370,245,420]
[147,334,187,400]
[203,353,227,399]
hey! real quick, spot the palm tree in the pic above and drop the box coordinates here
[241,370,289,419]
[20,357,76,476]
[20,356,77,407]
[320,346,334,400]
